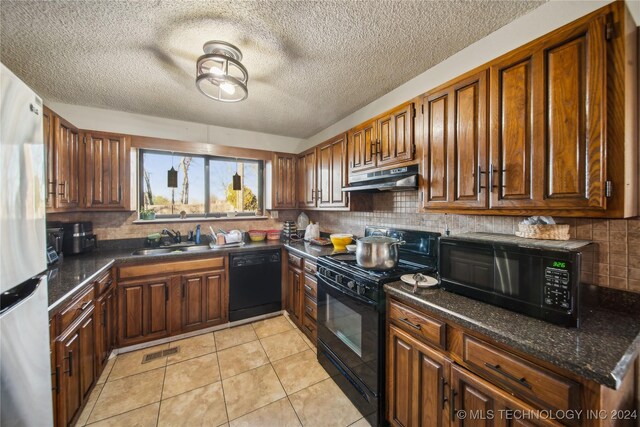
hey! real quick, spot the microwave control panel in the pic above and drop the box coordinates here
[543,266,571,311]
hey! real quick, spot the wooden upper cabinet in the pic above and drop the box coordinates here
[297,148,317,208]
[83,131,130,210]
[377,102,415,168]
[272,153,297,209]
[54,115,81,211]
[318,133,348,208]
[348,103,416,176]
[43,107,55,210]
[348,120,377,174]
[490,12,607,210]
[422,70,488,209]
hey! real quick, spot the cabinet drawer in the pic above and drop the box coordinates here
[118,257,225,280]
[57,286,95,333]
[303,275,317,299]
[388,299,446,349]
[95,270,113,296]
[288,253,303,269]
[303,261,317,276]
[462,334,579,411]
[302,313,317,344]
[303,295,317,320]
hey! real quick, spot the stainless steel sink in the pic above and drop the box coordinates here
[131,245,210,255]
[131,248,174,256]
[179,245,211,252]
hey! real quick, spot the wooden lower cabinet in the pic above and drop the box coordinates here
[95,287,115,372]
[388,324,450,427]
[179,269,226,332]
[118,278,170,347]
[286,264,303,325]
[55,306,96,427]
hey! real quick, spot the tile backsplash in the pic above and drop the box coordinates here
[307,192,640,293]
[47,211,298,243]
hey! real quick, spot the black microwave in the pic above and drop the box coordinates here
[439,233,594,327]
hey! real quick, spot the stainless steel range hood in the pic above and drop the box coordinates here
[342,165,419,193]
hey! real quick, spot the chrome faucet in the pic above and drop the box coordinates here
[161,228,181,243]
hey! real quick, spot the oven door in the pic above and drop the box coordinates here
[316,275,381,395]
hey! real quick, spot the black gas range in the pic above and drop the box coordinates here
[316,227,440,426]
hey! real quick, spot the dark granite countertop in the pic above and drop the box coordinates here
[47,240,284,313]
[47,238,339,314]
[384,282,640,389]
[284,240,342,260]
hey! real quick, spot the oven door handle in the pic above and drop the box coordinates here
[319,277,378,309]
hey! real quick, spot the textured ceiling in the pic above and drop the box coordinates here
[0,0,545,138]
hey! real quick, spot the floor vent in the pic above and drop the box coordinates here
[142,350,164,364]
[162,347,179,356]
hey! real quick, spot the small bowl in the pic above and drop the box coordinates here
[248,230,267,242]
[330,233,353,250]
[346,244,357,252]
[266,229,281,240]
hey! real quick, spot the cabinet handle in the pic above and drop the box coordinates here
[399,317,421,330]
[304,284,313,293]
[489,163,495,193]
[64,352,73,376]
[78,301,92,311]
[118,185,122,201]
[47,181,56,196]
[376,139,382,160]
[311,189,315,201]
[305,305,313,314]
[440,377,448,409]
[370,139,376,156]
[450,388,457,420]
[52,367,60,392]
[58,182,65,196]
[478,165,487,194]
[484,362,532,389]
[304,324,314,333]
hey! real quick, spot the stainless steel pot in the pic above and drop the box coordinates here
[355,236,406,271]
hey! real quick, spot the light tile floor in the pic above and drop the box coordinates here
[76,314,370,427]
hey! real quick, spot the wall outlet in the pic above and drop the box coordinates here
[271,210,279,219]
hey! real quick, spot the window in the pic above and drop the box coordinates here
[139,150,263,218]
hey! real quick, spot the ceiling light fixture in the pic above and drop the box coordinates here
[196,41,248,103]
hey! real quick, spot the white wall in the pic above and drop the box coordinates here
[47,102,303,154]
[298,0,639,152]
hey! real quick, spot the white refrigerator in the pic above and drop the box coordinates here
[0,63,54,426]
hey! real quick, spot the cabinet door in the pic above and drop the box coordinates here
[78,311,95,400]
[348,120,376,174]
[422,72,487,209]
[297,149,317,208]
[83,132,130,210]
[273,153,297,209]
[58,331,81,427]
[181,273,204,330]
[286,266,302,325]
[450,365,560,427]
[377,102,415,168]
[202,270,226,325]
[318,133,348,208]
[536,15,607,209]
[422,89,451,208]
[179,270,226,332]
[54,116,80,210]
[387,325,449,427]
[43,107,55,210]
[95,289,115,372]
[118,279,169,346]
[489,48,539,209]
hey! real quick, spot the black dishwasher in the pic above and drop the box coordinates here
[229,250,282,321]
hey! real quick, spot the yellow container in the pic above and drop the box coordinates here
[330,234,353,250]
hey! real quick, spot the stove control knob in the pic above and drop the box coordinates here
[335,274,343,284]
[347,280,355,289]
[357,284,365,295]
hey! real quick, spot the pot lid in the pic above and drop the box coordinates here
[358,236,398,244]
